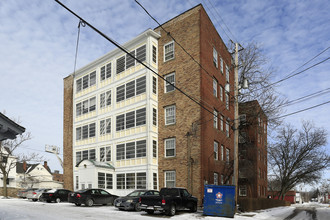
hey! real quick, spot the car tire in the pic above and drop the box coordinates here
[32,199,38,202]
[56,198,61,203]
[134,203,141,211]
[146,210,154,214]
[85,199,94,207]
[75,203,81,206]
[166,204,176,216]
[190,203,197,212]
[46,200,51,203]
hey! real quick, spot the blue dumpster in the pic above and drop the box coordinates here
[203,184,235,217]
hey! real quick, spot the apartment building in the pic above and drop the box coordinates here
[238,100,268,198]
[63,4,236,202]
[155,4,235,203]
[63,29,160,196]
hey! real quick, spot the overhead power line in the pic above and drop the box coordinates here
[54,0,220,124]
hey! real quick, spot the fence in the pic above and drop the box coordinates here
[238,197,290,212]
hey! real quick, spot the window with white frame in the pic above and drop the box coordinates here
[152,76,157,94]
[165,105,176,125]
[153,140,157,158]
[153,108,157,126]
[226,148,230,163]
[226,120,230,137]
[152,45,157,63]
[98,172,105,188]
[165,72,175,93]
[220,57,223,73]
[126,173,135,189]
[220,115,224,131]
[100,118,111,136]
[220,85,223,101]
[106,174,113,189]
[225,93,229,110]
[116,107,146,131]
[100,146,111,162]
[221,145,224,161]
[213,78,217,97]
[76,123,96,140]
[137,173,146,189]
[164,42,174,62]
[116,174,125,189]
[76,71,96,93]
[239,185,247,196]
[116,76,146,103]
[214,172,218,185]
[213,48,218,67]
[226,65,229,82]
[100,90,111,109]
[153,173,158,190]
[213,110,218,129]
[76,96,96,117]
[165,138,175,157]
[214,141,218,160]
[165,171,176,187]
[116,140,146,161]
[75,176,79,190]
[100,62,111,81]
[116,45,146,75]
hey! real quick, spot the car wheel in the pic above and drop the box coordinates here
[190,203,197,212]
[32,199,38,202]
[55,198,61,203]
[134,203,141,211]
[146,210,154,214]
[166,204,176,216]
[46,200,51,203]
[85,199,94,207]
[75,203,81,206]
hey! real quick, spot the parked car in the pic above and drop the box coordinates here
[17,188,38,199]
[26,188,51,201]
[39,189,72,203]
[68,189,118,207]
[139,188,198,216]
[114,190,159,211]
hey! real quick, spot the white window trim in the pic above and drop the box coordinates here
[165,138,176,158]
[165,105,176,125]
[213,47,218,68]
[164,170,176,187]
[164,72,175,93]
[164,41,175,62]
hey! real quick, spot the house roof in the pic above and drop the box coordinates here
[0,112,25,141]
[76,160,115,170]
[16,162,52,174]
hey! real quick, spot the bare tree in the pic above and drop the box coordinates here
[237,42,286,128]
[268,121,329,199]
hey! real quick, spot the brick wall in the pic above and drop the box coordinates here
[63,75,74,190]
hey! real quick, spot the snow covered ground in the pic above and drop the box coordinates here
[0,197,329,220]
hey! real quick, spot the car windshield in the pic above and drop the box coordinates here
[127,191,145,197]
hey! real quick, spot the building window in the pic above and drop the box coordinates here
[136,76,146,95]
[214,173,218,185]
[98,172,105,189]
[116,144,125,160]
[116,85,125,102]
[126,142,135,159]
[213,110,218,129]
[214,141,218,160]
[221,145,224,161]
[226,65,229,82]
[239,185,247,196]
[100,118,111,136]
[100,147,111,162]
[225,93,229,110]
[100,62,111,81]
[213,48,218,68]
[165,138,175,157]
[136,45,146,62]
[220,86,223,101]
[153,140,157,158]
[153,173,158,190]
[76,71,96,93]
[75,176,79,190]
[165,105,176,125]
[221,175,224,184]
[225,121,229,137]
[126,81,135,99]
[126,51,135,69]
[76,152,82,165]
[126,173,135,189]
[136,108,146,126]
[137,173,147,189]
[164,42,174,62]
[165,171,176,187]
[126,111,135,129]
[165,72,175,93]
[116,140,146,161]
[220,115,224,131]
[116,174,125,189]
[213,78,218,97]
[116,107,146,131]
[152,45,157,63]
[153,108,157,126]
[136,140,147,158]
[100,90,111,108]
[76,96,96,117]
[226,148,230,163]
[106,174,113,189]
[152,76,157,94]
[76,123,96,140]
[89,149,96,160]
[220,57,223,74]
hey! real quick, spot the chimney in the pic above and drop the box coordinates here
[23,161,27,171]
[44,161,48,170]
[54,170,59,174]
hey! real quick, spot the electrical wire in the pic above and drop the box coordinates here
[279,88,330,107]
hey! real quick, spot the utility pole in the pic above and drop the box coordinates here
[233,42,239,209]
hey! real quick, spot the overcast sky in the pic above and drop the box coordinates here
[1,0,329,188]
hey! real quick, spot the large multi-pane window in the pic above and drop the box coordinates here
[106,174,113,189]
[126,173,135,189]
[152,76,157,94]
[116,76,146,102]
[100,147,111,162]
[137,173,147,189]
[221,145,224,161]
[165,138,175,157]
[164,42,174,62]
[100,118,111,136]
[225,93,229,110]
[116,173,146,190]
[165,171,176,187]
[165,72,175,93]
[220,115,224,131]
[116,140,146,161]
[165,105,175,125]
[98,172,105,188]
[213,48,218,68]
[214,141,218,160]
[226,148,230,163]
[100,90,111,108]
[116,174,125,189]
[116,107,146,131]
[153,108,157,126]
[226,120,230,137]
[213,110,218,129]
[100,62,111,81]
[152,45,157,63]
[213,78,217,97]
[76,123,96,140]
[76,149,96,164]
[226,65,230,82]
[153,140,157,158]
[153,173,158,190]
[116,45,146,75]
[76,97,96,117]
[76,71,96,93]
[220,58,223,73]
[220,86,223,101]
